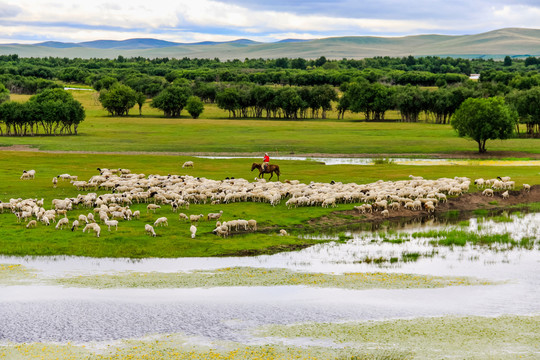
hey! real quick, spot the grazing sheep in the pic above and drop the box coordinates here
[41,216,51,226]
[78,214,89,224]
[482,189,494,197]
[87,213,95,223]
[213,225,229,238]
[179,213,189,221]
[104,219,118,231]
[154,217,168,227]
[497,176,511,182]
[145,224,156,237]
[82,223,101,237]
[182,161,194,168]
[190,225,197,239]
[247,219,257,231]
[20,170,36,180]
[132,210,140,219]
[55,217,69,230]
[71,220,80,231]
[190,214,204,223]
[207,210,223,221]
[381,209,389,217]
[279,229,288,236]
[502,191,509,199]
[523,184,531,192]
[147,204,161,213]
[52,177,58,188]
[26,220,37,229]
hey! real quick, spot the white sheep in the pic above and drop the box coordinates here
[71,220,80,231]
[41,216,51,226]
[279,229,288,236]
[154,217,168,227]
[82,223,101,237]
[213,225,229,237]
[182,161,194,168]
[52,177,58,188]
[87,213,95,223]
[381,209,389,217]
[179,213,189,221]
[190,225,197,238]
[147,204,161,213]
[502,191,509,199]
[523,184,531,192]
[132,210,140,219]
[190,214,204,223]
[482,189,494,197]
[145,224,156,237]
[104,219,118,231]
[207,210,223,221]
[247,219,257,231]
[20,170,36,180]
[78,214,89,224]
[26,220,37,229]
[55,217,69,230]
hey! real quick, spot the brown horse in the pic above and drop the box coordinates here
[251,163,281,181]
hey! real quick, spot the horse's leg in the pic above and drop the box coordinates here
[268,171,273,180]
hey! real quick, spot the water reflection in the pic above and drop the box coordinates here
[0,212,539,344]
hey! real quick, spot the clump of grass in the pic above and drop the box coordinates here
[442,210,460,219]
[458,220,470,227]
[488,215,514,223]
[412,229,517,247]
[371,158,395,165]
[473,209,489,216]
[401,252,421,262]
[488,200,498,205]
[337,232,353,242]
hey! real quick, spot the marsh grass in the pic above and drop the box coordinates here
[54,266,492,289]
[412,229,517,246]
[258,315,540,359]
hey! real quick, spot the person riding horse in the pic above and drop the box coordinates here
[263,153,270,171]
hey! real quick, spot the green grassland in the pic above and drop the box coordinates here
[0,89,539,258]
[1,91,539,155]
[0,150,538,258]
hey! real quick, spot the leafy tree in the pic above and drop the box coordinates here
[216,87,240,118]
[150,85,192,117]
[0,83,9,104]
[451,97,517,153]
[135,92,146,116]
[186,96,204,119]
[506,87,540,136]
[99,84,137,116]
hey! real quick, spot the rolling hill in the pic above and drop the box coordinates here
[2,28,540,60]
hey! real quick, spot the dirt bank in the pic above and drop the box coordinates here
[312,185,540,228]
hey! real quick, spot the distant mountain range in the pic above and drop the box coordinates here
[1,28,540,59]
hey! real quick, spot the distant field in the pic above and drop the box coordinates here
[1,91,538,155]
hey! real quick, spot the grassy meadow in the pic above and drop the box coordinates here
[1,91,539,154]
[0,89,539,258]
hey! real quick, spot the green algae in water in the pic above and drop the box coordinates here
[53,267,494,290]
[0,263,36,284]
[258,315,540,360]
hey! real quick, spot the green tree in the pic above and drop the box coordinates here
[506,87,540,136]
[99,84,137,116]
[216,87,240,118]
[150,85,192,118]
[451,97,517,153]
[0,83,9,104]
[185,96,204,119]
[135,92,146,116]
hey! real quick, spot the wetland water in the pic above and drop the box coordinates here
[0,213,539,345]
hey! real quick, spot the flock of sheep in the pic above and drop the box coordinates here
[5,166,532,239]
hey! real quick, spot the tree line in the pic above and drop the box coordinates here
[0,88,85,136]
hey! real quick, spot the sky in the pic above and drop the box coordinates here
[0,0,539,44]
